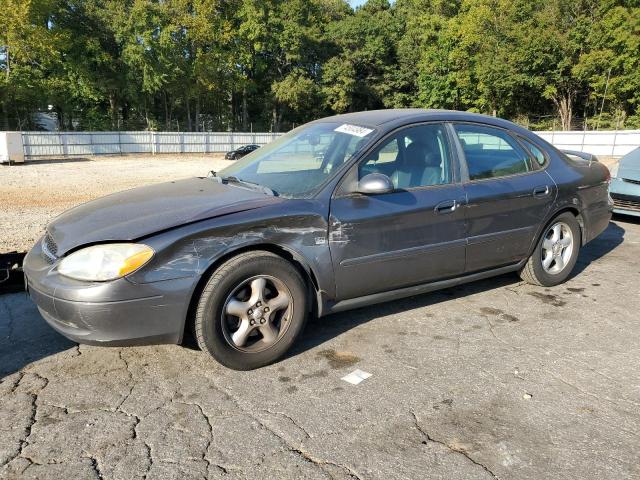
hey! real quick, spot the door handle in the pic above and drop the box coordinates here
[533,185,550,198]
[434,199,458,214]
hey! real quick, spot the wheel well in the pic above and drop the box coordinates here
[554,207,585,244]
[182,244,320,343]
[535,207,584,250]
[522,206,584,263]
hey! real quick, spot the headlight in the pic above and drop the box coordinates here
[58,243,154,281]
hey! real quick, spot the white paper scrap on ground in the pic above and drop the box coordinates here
[341,369,372,385]
[334,124,374,137]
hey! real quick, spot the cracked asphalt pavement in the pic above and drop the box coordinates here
[1,216,639,479]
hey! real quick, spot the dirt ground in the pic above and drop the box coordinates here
[0,155,233,253]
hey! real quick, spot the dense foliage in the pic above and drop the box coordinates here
[1,0,638,131]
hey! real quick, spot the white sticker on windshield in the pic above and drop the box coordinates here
[334,124,374,137]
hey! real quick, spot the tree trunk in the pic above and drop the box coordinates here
[144,98,151,130]
[120,103,129,130]
[109,93,118,130]
[230,91,235,131]
[186,95,192,132]
[163,91,170,130]
[15,105,22,130]
[2,101,9,130]
[195,95,200,132]
[242,87,248,131]
[271,103,279,132]
[553,91,573,131]
[56,107,64,131]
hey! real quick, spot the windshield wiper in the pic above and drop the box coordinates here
[221,175,277,196]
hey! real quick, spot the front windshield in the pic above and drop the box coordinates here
[217,122,377,198]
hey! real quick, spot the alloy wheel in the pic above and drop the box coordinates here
[221,275,293,353]
[541,221,574,274]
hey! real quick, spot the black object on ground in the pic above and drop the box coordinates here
[0,252,26,294]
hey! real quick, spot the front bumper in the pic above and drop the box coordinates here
[23,239,195,346]
[610,178,640,217]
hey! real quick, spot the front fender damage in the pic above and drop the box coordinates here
[128,214,334,300]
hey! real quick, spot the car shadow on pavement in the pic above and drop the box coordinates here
[0,293,76,379]
[291,219,628,360]
[571,219,627,278]
[291,273,521,360]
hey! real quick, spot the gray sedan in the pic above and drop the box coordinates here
[23,110,613,369]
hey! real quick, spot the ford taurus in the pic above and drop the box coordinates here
[23,110,613,370]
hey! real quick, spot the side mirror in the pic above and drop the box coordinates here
[356,173,394,195]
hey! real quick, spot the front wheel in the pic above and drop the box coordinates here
[194,251,308,370]
[520,212,581,287]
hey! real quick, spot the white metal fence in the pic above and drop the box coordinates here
[20,131,282,159]
[10,129,640,160]
[535,130,640,157]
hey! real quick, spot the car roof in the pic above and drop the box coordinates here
[315,108,432,126]
[313,108,530,135]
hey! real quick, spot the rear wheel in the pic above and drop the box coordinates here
[194,251,308,370]
[520,212,581,287]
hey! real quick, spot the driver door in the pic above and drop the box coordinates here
[329,123,467,300]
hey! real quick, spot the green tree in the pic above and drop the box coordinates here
[321,0,401,113]
[50,0,133,129]
[0,0,63,129]
[1,0,638,132]
[395,0,466,110]
[574,1,640,128]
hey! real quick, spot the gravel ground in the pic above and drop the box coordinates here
[0,216,639,479]
[0,155,233,253]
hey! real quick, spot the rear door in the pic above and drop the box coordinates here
[452,123,556,273]
[329,123,467,300]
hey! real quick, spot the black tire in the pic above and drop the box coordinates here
[194,251,308,370]
[520,212,581,287]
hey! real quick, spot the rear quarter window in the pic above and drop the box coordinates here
[518,137,547,167]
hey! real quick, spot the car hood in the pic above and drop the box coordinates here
[47,177,282,255]
[616,147,640,181]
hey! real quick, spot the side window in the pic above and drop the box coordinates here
[454,124,531,180]
[519,137,547,167]
[359,138,400,178]
[359,124,452,189]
